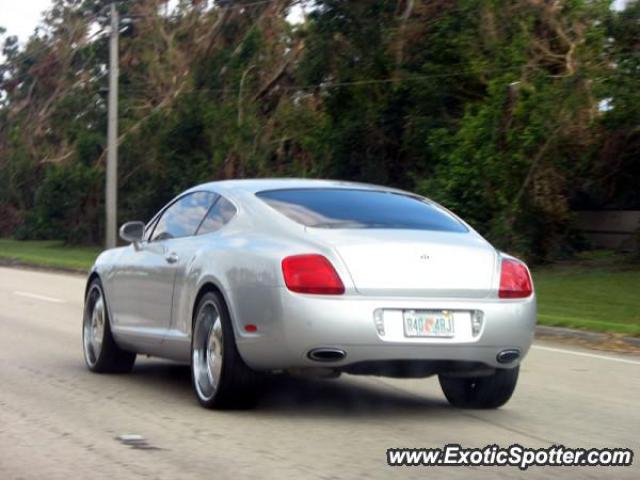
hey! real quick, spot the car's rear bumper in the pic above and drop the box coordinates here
[235,288,537,372]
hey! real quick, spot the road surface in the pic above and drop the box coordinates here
[0,266,637,479]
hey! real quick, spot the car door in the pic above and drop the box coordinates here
[108,191,218,344]
[168,194,239,337]
[158,194,240,360]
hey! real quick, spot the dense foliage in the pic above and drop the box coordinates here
[0,0,638,261]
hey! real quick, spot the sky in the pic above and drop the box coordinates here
[0,0,52,44]
[0,0,630,47]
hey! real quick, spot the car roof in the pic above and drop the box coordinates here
[186,178,408,196]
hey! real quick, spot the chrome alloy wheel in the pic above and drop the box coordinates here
[83,285,106,367]
[192,300,224,401]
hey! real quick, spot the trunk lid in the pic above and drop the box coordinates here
[307,229,497,298]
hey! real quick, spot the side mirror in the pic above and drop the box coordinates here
[119,221,145,246]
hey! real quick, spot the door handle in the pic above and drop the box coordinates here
[165,251,179,264]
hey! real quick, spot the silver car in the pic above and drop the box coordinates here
[83,179,536,409]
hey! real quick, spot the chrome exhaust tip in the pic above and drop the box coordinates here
[307,348,346,362]
[496,349,520,364]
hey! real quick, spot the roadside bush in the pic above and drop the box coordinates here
[15,163,103,245]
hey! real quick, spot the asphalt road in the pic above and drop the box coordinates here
[0,266,638,479]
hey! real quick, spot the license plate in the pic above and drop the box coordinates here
[403,310,454,337]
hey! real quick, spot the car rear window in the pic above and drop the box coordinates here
[256,188,467,232]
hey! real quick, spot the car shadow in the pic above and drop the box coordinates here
[127,360,450,418]
[257,374,448,417]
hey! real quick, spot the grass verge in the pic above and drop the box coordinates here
[533,251,640,337]
[0,239,100,272]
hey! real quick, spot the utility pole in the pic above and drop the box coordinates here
[106,2,119,249]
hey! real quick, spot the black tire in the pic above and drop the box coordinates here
[191,291,262,409]
[82,278,136,373]
[439,366,519,409]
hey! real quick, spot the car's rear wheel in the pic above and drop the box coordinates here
[82,279,136,373]
[438,366,519,409]
[191,291,261,409]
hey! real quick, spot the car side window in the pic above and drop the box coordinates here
[151,192,218,242]
[196,195,237,235]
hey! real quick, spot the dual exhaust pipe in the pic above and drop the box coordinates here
[496,349,520,364]
[307,348,346,362]
[308,347,520,365]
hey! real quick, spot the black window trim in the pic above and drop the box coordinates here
[194,196,220,236]
[194,194,239,236]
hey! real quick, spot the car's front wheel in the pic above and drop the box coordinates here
[191,291,261,409]
[438,366,519,409]
[82,278,136,373]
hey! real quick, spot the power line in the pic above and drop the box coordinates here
[1,0,279,85]
[116,65,530,98]
[3,0,571,89]
[1,21,106,86]
[1,12,103,64]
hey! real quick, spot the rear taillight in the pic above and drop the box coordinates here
[282,254,345,295]
[499,258,533,299]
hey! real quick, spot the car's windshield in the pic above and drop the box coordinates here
[256,188,468,232]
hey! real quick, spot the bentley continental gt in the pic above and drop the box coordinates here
[82,179,536,409]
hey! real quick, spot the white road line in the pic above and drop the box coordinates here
[13,291,66,304]
[532,345,640,366]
